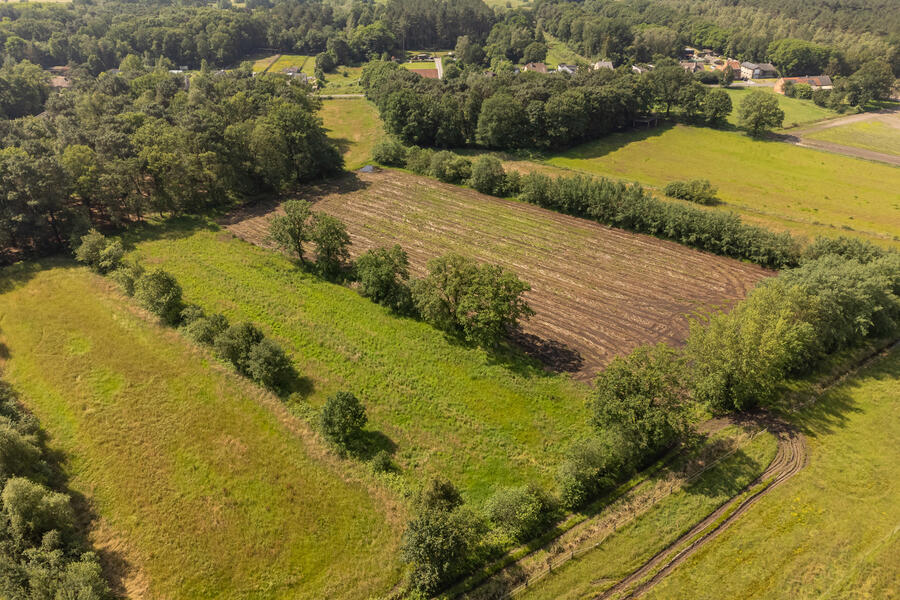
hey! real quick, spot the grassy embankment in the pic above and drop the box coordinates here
[0,263,403,599]
[319,98,385,169]
[806,118,900,157]
[128,223,592,504]
[643,347,900,599]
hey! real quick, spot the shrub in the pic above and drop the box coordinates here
[372,137,407,166]
[418,476,463,512]
[801,236,886,264]
[319,391,367,450]
[2,477,75,547]
[214,322,265,375]
[469,155,507,195]
[370,449,394,473]
[485,484,555,542]
[109,261,144,296]
[355,245,413,313]
[405,146,434,175]
[663,179,718,205]
[401,505,478,595]
[182,313,229,346]
[134,269,184,325]
[75,230,122,274]
[246,338,293,391]
[557,430,638,510]
[429,151,471,184]
[793,83,813,99]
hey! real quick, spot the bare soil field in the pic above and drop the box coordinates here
[223,170,770,380]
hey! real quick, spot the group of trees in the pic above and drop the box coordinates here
[0,379,110,599]
[363,57,733,153]
[268,200,536,349]
[0,62,342,263]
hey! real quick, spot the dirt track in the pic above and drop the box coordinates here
[596,425,806,600]
[222,170,769,380]
[781,109,900,166]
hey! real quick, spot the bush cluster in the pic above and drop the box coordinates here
[0,381,110,599]
[663,179,719,205]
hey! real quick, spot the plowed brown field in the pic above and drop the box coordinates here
[223,170,771,380]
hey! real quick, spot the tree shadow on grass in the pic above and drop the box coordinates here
[681,441,761,499]
[559,121,675,161]
[351,429,398,462]
[510,331,585,374]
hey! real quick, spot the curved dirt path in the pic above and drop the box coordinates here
[595,425,806,600]
[779,108,900,166]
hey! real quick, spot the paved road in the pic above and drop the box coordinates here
[435,56,444,79]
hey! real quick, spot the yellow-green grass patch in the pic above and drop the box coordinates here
[269,54,312,74]
[544,124,900,247]
[401,61,437,69]
[806,118,900,157]
[127,222,593,504]
[0,263,403,599]
[642,347,900,599]
[544,33,587,69]
[320,98,384,169]
[251,54,279,73]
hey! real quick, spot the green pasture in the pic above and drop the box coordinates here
[320,98,385,169]
[723,86,837,129]
[806,118,900,157]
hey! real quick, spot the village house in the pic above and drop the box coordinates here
[523,62,548,73]
[680,61,703,73]
[740,61,778,79]
[716,59,742,74]
[774,75,833,94]
[593,60,614,70]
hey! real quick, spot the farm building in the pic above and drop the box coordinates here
[774,75,833,94]
[740,62,777,79]
[523,62,548,73]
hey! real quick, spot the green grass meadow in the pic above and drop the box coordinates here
[723,86,837,129]
[0,263,403,599]
[806,119,900,157]
[320,98,385,169]
[642,347,900,599]
[545,124,900,246]
[128,223,592,504]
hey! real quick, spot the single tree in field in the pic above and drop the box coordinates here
[702,88,733,126]
[268,199,312,262]
[355,245,412,312]
[738,90,784,136]
[320,391,367,451]
[310,213,351,277]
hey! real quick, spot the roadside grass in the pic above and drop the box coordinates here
[0,262,403,599]
[544,124,900,247]
[127,223,593,504]
[806,118,900,157]
[723,86,837,128]
[642,347,900,600]
[517,430,778,600]
[269,54,312,74]
[320,98,385,169]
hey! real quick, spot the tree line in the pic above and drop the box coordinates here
[362,57,733,152]
[0,62,342,263]
[0,377,111,599]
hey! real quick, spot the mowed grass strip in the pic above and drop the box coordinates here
[545,124,900,246]
[227,170,768,380]
[642,347,900,599]
[723,87,837,129]
[320,98,385,169]
[517,430,778,600]
[806,118,900,157]
[130,222,593,503]
[0,263,402,599]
